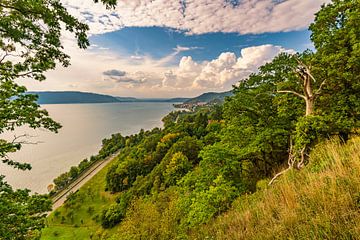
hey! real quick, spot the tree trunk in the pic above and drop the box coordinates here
[303,72,315,116]
[305,97,314,116]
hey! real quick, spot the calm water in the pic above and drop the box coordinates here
[0,102,176,193]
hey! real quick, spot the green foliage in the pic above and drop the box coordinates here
[164,152,192,186]
[310,0,360,138]
[192,138,360,239]
[43,1,360,239]
[42,158,118,239]
[0,80,61,170]
[0,1,116,238]
[294,116,330,151]
[0,176,51,240]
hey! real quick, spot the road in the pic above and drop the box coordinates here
[51,151,119,212]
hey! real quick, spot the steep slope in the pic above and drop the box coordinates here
[42,132,360,239]
[192,138,360,239]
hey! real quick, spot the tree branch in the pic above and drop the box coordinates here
[277,90,306,100]
[269,137,296,185]
[315,80,327,96]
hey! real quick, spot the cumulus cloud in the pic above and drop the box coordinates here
[26,42,291,97]
[163,44,290,90]
[61,0,329,35]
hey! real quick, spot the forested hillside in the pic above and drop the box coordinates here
[184,91,233,104]
[41,0,360,239]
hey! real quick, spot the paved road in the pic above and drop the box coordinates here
[51,152,119,212]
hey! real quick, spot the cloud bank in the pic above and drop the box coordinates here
[26,43,290,97]
[62,0,329,35]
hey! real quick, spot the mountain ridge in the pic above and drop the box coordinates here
[27,91,190,104]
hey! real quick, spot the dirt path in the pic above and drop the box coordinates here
[51,152,119,212]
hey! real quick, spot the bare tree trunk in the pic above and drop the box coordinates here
[302,70,315,116]
[305,97,314,116]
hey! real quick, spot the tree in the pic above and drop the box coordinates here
[0,176,52,240]
[0,0,116,168]
[309,0,360,140]
[0,0,116,238]
[277,52,326,117]
[269,0,360,183]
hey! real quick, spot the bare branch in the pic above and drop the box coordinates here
[315,80,327,96]
[296,147,306,170]
[277,90,306,100]
[11,134,42,145]
[268,167,291,185]
[269,138,295,185]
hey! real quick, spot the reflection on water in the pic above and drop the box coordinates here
[0,102,175,193]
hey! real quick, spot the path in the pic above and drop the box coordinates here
[51,151,119,212]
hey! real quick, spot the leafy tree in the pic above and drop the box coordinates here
[69,166,80,179]
[164,152,192,186]
[0,0,116,168]
[0,176,51,240]
[0,0,116,238]
[309,0,360,140]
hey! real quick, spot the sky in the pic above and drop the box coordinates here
[24,0,330,98]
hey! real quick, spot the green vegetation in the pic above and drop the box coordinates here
[42,156,119,240]
[183,91,233,104]
[51,133,126,195]
[1,0,359,239]
[42,1,360,239]
[0,176,52,240]
[191,137,360,239]
[0,0,115,239]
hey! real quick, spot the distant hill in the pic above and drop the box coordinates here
[184,91,233,104]
[131,98,190,103]
[27,91,121,104]
[27,91,190,104]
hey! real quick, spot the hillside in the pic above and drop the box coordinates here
[28,91,190,104]
[28,91,121,104]
[123,98,190,103]
[192,138,360,239]
[184,91,233,104]
[42,135,360,239]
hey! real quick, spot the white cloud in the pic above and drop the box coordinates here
[61,0,329,35]
[23,42,291,98]
[163,44,290,91]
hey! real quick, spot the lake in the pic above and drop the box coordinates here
[0,102,176,193]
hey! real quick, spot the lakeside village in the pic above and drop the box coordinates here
[173,98,223,111]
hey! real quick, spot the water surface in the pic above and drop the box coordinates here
[0,102,175,193]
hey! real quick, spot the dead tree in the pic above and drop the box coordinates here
[277,58,326,116]
[269,58,325,185]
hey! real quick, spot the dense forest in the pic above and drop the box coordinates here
[1,0,360,239]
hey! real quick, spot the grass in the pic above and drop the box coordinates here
[191,137,360,239]
[41,157,120,240]
[42,137,360,239]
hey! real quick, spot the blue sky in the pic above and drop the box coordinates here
[90,27,312,64]
[26,0,329,98]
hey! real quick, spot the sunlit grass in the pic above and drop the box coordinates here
[191,137,360,239]
[41,158,120,240]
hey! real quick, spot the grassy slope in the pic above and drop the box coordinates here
[191,138,360,239]
[43,138,360,240]
[41,158,119,239]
